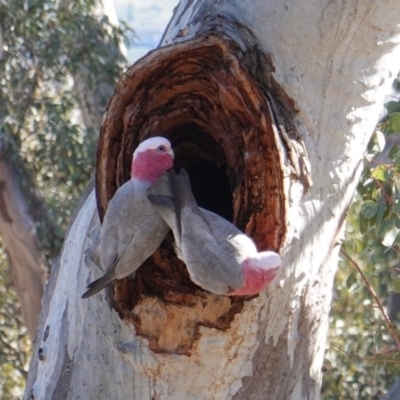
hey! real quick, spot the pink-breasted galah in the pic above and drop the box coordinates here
[148,169,282,296]
[82,137,174,298]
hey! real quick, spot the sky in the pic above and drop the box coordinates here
[113,0,178,62]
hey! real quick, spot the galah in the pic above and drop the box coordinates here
[148,169,282,296]
[82,137,174,298]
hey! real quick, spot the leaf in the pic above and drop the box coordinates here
[385,101,400,114]
[387,112,400,134]
[387,358,399,375]
[359,213,368,234]
[346,273,357,289]
[374,130,386,153]
[371,165,388,181]
[368,130,386,154]
[382,227,400,247]
[360,200,378,220]
[392,276,400,293]
[375,201,387,227]
[372,187,382,202]
[378,217,393,237]
[389,144,400,160]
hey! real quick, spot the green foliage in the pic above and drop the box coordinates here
[0,245,30,400]
[0,0,129,396]
[0,0,128,258]
[323,84,400,398]
[322,203,398,399]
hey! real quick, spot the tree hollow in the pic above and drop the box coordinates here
[96,34,285,354]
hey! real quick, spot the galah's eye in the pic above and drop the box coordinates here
[157,145,166,152]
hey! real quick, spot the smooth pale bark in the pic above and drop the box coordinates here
[383,377,400,400]
[25,1,400,399]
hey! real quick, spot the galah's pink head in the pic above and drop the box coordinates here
[229,251,282,296]
[131,137,174,184]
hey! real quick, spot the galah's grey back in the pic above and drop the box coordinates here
[149,169,281,296]
[82,137,174,298]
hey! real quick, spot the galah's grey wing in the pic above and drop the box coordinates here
[82,210,169,299]
[112,212,169,279]
[98,181,137,270]
[180,208,244,294]
[174,169,250,246]
[173,168,255,263]
[83,180,169,298]
[147,171,180,237]
[172,168,245,293]
[148,170,195,259]
[199,208,258,265]
[81,256,119,298]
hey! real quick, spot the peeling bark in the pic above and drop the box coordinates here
[25,1,400,399]
[0,157,46,340]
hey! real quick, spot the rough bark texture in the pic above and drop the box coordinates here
[0,157,46,340]
[25,1,400,400]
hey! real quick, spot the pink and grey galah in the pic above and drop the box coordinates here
[82,137,174,298]
[148,169,282,296]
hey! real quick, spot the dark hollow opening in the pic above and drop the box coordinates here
[162,123,233,222]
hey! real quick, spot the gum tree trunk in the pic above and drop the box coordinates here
[25,1,400,399]
[0,156,47,339]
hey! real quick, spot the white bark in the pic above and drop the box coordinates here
[25,1,400,399]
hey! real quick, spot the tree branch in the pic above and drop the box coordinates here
[341,249,400,351]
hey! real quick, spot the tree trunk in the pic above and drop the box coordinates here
[0,156,47,340]
[25,1,400,399]
[383,377,400,400]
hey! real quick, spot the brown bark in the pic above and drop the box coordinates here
[0,157,46,340]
